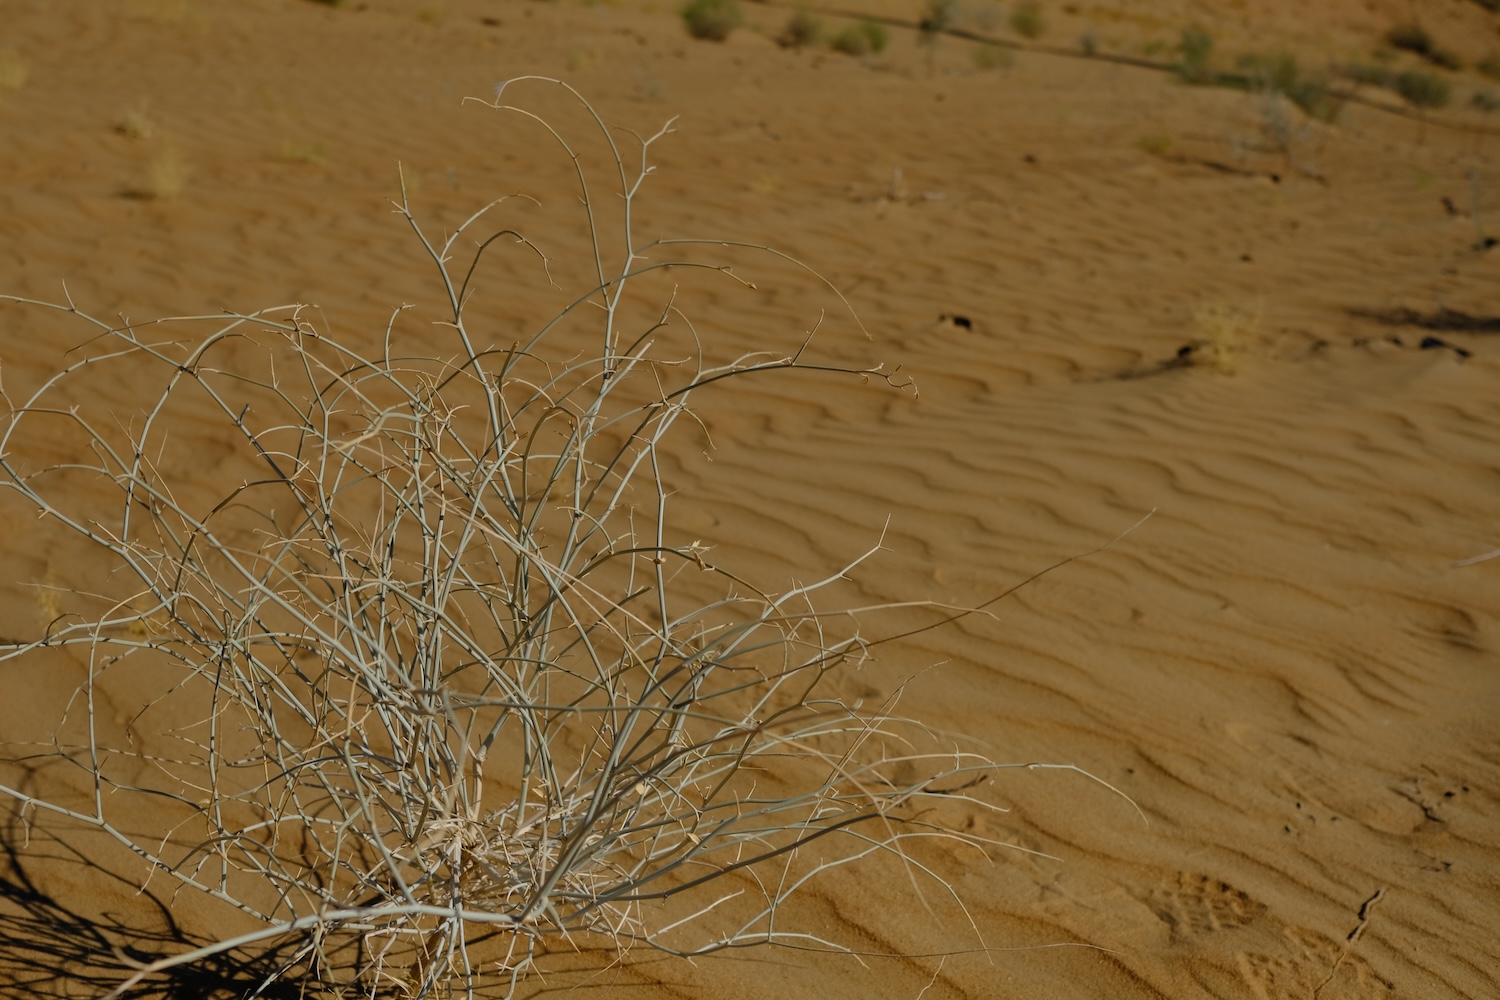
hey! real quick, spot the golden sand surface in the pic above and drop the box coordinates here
[1,1,1498,997]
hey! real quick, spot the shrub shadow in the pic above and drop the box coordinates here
[0,807,310,999]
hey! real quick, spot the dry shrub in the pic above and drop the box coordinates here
[1177,25,1214,83]
[1010,0,1046,40]
[681,0,741,41]
[777,10,822,48]
[1395,69,1452,110]
[0,79,1044,997]
[831,18,888,56]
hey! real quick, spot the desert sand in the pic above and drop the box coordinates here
[1,0,1498,997]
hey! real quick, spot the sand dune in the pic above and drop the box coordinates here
[2,1,1497,997]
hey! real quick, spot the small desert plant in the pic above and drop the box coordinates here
[776,9,822,48]
[1396,68,1452,110]
[1010,0,1046,40]
[681,0,742,40]
[1136,133,1174,157]
[1232,57,1337,177]
[0,79,1023,997]
[1237,51,1300,96]
[1177,25,1214,83]
[831,18,888,56]
[1284,73,1340,122]
[1078,29,1099,56]
[1256,91,1314,171]
[1193,302,1262,373]
[1238,52,1341,122]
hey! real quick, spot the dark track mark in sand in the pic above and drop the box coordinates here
[1103,344,1200,381]
[1392,769,1472,827]
[1352,306,1500,335]
[1174,156,1286,186]
[1150,148,1330,186]
[1416,335,1472,359]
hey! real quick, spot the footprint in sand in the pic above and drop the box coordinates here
[1146,871,1267,941]
[1146,873,1394,997]
[1237,926,1393,999]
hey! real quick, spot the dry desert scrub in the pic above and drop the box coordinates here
[0,80,1034,997]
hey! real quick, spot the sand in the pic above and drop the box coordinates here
[1,0,1497,997]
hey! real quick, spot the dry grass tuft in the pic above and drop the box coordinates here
[1193,302,1263,374]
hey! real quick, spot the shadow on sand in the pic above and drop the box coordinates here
[0,807,311,999]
